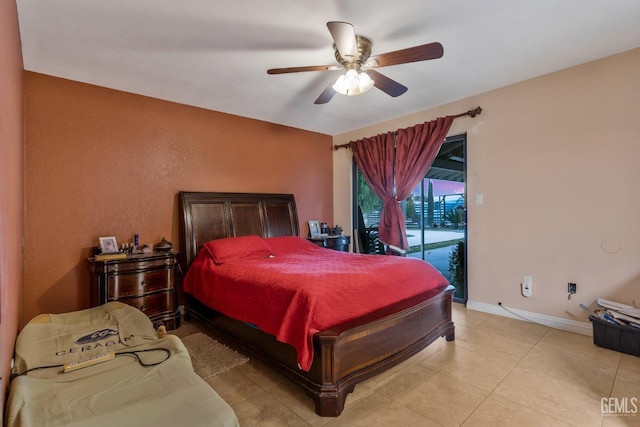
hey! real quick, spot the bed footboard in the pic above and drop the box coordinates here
[185,285,454,416]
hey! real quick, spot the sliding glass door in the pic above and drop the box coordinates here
[353,134,467,303]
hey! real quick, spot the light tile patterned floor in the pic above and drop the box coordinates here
[172,304,640,426]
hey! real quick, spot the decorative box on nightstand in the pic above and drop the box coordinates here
[87,252,181,330]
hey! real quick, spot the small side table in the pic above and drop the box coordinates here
[308,235,351,252]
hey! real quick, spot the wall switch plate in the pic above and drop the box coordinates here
[522,276,533,297]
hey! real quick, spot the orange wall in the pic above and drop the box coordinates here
[23,72,333,324]
[0,0,25,407]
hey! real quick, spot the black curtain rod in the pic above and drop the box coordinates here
[333,106,482,150]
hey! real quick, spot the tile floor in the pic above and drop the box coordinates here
[172,304,640,427]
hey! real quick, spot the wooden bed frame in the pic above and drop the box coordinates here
[178,191,455,416]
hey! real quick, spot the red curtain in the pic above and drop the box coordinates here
[350,132,396,248]
[351,116,454,253]
[393,116,454,250]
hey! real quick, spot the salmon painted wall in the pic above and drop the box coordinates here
[334,48,640,327]
[23,72,333,325]
[0,0,25,406]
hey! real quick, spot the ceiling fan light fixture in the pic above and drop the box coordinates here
[333,69,374,96]
[268,22,443,103]
[357,71,374,92]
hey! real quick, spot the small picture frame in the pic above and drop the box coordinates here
[99,236,119,253]
[308,220,321,238]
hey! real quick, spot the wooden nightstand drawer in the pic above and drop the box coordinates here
[307,235,351,252]
[108,268,174,299]
[123,291,175,318]
[103,256,176,274]
[325,235,350,251]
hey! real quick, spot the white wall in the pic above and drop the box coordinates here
[333,48,640,327]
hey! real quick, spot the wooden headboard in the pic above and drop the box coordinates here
[178,191,300,266]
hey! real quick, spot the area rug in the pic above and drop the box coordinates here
[182,332,249,380]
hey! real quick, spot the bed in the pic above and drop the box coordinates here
[178,191,455,417]
[5,301,239,427]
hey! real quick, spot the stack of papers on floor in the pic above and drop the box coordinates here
[596,298,640,328]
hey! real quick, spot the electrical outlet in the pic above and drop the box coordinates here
[568,282,577,294]
[522,276,533,297]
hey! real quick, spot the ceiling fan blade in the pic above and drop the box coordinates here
[365,42,444,68]
[267,65,341,74]
[327,21,358,59]
[314,76,341,104]
[366,69,408,97]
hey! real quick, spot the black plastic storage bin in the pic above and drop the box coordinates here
[589,315,640,357]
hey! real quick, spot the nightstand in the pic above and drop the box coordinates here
[307,235,351,252]
[87,252,181,330]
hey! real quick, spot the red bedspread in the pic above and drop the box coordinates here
[183,236,449,371]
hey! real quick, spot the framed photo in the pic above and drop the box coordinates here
[308,220,321,237]
[99,236,119,253]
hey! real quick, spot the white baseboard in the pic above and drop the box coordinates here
[466,300,592,336]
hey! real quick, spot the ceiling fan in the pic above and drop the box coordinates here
[267,21,444,104]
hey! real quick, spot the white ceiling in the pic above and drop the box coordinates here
[16,0,640,136]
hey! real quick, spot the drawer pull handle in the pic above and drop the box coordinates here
[141,280,148,286]
[140,305,146,312]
